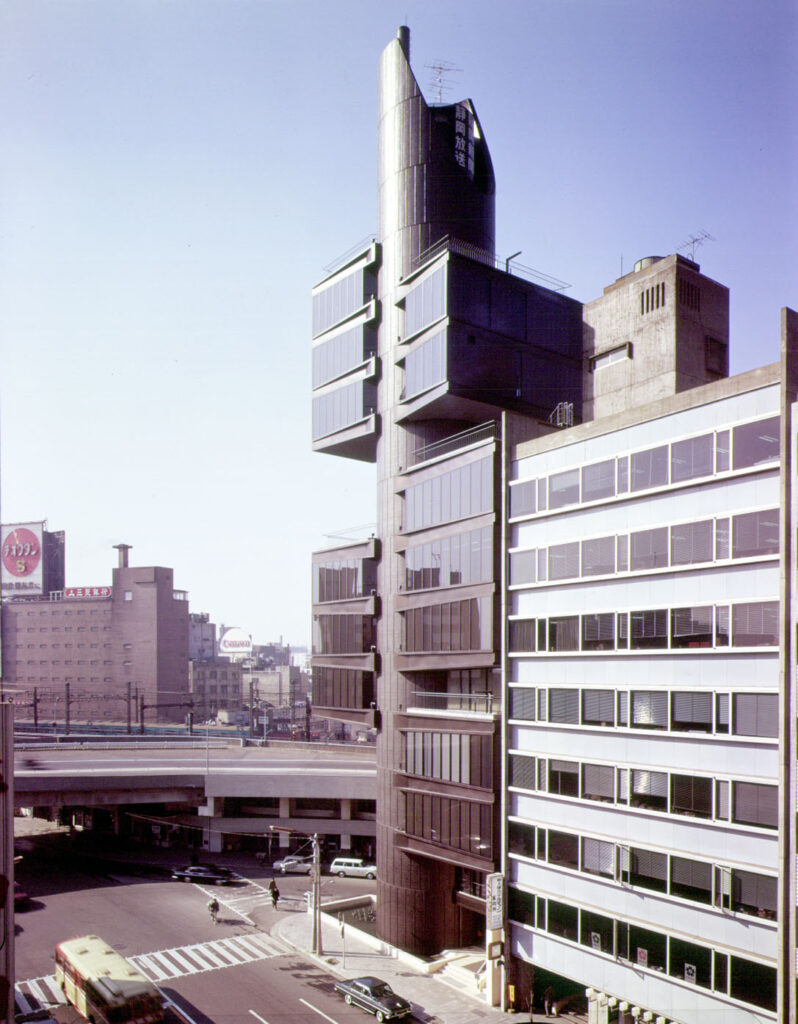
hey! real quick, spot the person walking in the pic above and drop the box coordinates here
[270,883,280,909]
[543,985,554,1017]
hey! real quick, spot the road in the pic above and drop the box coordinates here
[14,833,380,1024]
[14,745,374,776]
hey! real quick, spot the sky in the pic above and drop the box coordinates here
[1,0,795,650]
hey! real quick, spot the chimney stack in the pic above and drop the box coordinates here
[113,543,132,569]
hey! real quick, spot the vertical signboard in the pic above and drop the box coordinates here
[1,523,44,598]
[486,872,503,931]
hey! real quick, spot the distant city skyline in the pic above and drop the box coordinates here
[1,0,794,646]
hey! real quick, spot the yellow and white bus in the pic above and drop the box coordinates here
[54,934,164,1024]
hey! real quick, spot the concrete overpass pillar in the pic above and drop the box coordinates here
[199,796,223,852]
[339,798,352,851]
[278,798,291,847]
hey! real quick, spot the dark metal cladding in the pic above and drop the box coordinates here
[378,26,495,282]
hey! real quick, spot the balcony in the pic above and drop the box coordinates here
[407,690,500,717]
[408,420,497,469]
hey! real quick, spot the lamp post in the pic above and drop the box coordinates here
[311,832,322,955]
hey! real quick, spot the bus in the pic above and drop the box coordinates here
[54,934,164,1024]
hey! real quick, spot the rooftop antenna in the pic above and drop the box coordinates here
[678,229,715,261]
[426,59,461,103]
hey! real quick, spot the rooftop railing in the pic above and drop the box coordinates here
[411,234,570,291]
[410,421,496,467]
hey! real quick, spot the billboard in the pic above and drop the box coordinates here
[1,522,44,598]
[219,627,253,659]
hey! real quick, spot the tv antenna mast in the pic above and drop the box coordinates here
[426,59,461,103]
[678,229,715,261]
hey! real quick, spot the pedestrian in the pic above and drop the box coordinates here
[543,986,554,1017]
[270,883,280,909]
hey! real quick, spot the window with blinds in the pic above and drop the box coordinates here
[671,606,713,647]
[581,459,615,502]
[732,869,777,919]
[508,619,536,652]
[732,693,778,737]
[509,754,537,791]
[630,527,669,570]
[732,509,779,558]
[549,688,579,724]
[670,856,712,904]
[509,480,536,518]
[582,763,614,801]
[548,616,579,651]
[671,433,714,483]
[581,613,615,651]
[671,774,712,818]
[630,609,668,649]
[631,445,668,491]
[732,601,779,647]
[581,837,615,878]
[630,769,667,810]
[582,689,615,726]
[670,519,713,565]
[631,690,668,729]
[509,549,536,585]
[732,781,777,829]
[581,535,615,576]
[671,691,712,732]
[509,687,536,720]
[630,847,668,892]
[548,541,579,581]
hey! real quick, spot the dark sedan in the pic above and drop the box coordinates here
[171,864,234,885]
[334,977,412,1022]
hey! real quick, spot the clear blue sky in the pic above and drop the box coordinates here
[1,0,795,648]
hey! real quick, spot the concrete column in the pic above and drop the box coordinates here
[279,798,291,848]
[199,796,223,852]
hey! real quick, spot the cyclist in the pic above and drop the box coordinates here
[207,896,220,924]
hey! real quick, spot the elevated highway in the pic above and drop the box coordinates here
[14,743,377,853]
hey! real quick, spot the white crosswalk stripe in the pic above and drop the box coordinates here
[128,932,286,981]
[14,974,67,1016]
[15,930,287,1014]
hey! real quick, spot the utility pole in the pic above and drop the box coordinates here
[65,682,71,736]
[312,832,322,955]
[32,687,38,730]
[126,682,132,734]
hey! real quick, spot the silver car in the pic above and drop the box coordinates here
[273,854,314,874]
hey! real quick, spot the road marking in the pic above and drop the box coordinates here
[17,931,288,1010]
[249,1012,271,1024]
[300,998,340,1024]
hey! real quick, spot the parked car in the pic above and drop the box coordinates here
[171,864,233,885]
[329,856,376,878]
[272,854,314,874]
[334,977,411,1022]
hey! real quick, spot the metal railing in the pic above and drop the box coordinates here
[410,420,496,467]
[411,234,570,290]
[409,691,499,714]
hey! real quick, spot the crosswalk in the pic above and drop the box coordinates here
[15,931,287,1018]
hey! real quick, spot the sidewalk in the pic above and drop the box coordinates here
[267,905,587,1024]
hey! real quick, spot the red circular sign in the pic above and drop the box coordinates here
[2,527,42,577]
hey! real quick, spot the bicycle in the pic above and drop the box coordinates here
[208,899,220,925]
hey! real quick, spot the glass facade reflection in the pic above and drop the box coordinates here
[405,456,492,531]
[314,556,378,602]
[404,526,492,591]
